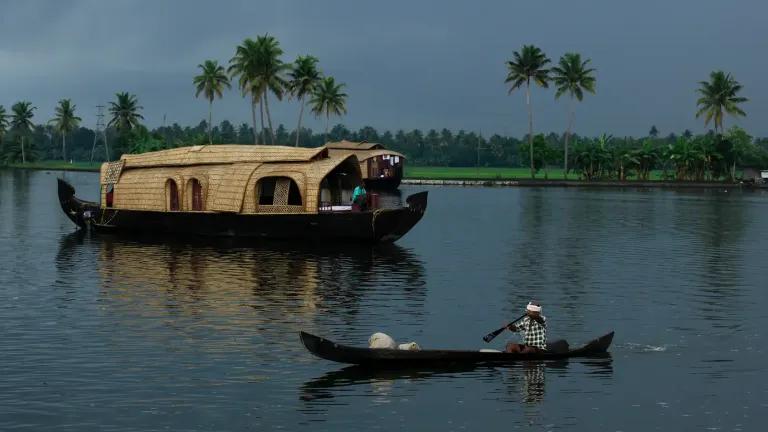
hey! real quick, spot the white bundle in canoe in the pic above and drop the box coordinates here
[368,332,421,351]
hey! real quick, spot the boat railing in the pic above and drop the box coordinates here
[319,195,381,213]
[319,201,352,212]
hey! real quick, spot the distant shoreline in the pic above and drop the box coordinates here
[401,178,745,188]
[2,162,101,172]
[3,162,754,189]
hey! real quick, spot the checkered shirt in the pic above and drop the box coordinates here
[518,316,547,349]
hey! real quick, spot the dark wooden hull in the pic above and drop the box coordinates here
[57,178,427,243]
[364,175,402,191]
[300,331,614,366]
[57,178,101,229]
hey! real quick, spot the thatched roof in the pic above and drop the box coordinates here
[325,140,384,151]
[120,144,328,169]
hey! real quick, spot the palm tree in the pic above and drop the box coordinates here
[254,34,288,145]
[0,105,8,159]
[505,45,551,178]
[108,92,144,132]
[10,101,36,163]
[287,55,322,146]
[229,38,263,144]
[696,71,747,134]
[51,99,81,162]
[551,52,596,179]
[194,60,231,144]
[0,105,8,141]
[310,76,348,142]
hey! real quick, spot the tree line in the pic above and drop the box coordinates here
[1,38,764,182]
[504,44,751,180]
[2,110,767,181]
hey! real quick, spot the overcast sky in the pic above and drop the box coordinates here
[1,0,766,137]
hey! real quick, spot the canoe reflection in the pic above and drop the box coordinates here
[301,354,613,404]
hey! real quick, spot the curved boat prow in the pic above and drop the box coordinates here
[406,191,428,213]
[57,178,98,229]
[584,331,614,353]
[374,191,429,242]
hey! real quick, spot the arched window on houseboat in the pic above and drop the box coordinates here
[166,179,180,211]
[186,178,204,211]
[256,177,302,207]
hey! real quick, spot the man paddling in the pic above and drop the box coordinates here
[505,301,547,353]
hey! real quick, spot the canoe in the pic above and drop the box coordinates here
[300,331,614,366]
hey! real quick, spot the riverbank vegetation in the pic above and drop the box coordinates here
[1,36,766,183]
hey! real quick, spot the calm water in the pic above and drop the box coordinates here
[1,168,767,431]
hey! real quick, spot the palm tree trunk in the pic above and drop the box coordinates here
[62,134,66,162]
[325,112,330,143]
[21,136,26,164]
[105,130,110,161]
[259,100,266,145]
[208,100,213,145]
[526,82,534,179]
[295,96,305,147]
[263,90,276,145]
[251,100,258,145]
[564,96,575,180]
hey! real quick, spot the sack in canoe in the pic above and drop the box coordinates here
[369,332,397,349]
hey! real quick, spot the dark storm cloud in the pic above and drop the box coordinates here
[1,0,766,136]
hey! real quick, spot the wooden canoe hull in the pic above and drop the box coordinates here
[57,178,427,243]
[300,331,615,366]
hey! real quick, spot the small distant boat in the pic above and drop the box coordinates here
[57,144,427,242]
[325,141,405,190]
[299,331,614,366]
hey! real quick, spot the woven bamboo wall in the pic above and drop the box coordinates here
[207,163,261,213]
[113,169,185,211]
[107,152,362,214]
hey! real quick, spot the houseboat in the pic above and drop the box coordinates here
[57,144,427,242]
[325,141,405,190]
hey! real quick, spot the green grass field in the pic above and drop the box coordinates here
[3,161,102,172]
[404,166,667,181]
[3,162,726,183]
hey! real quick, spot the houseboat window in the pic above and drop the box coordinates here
[257,177,302,206]
[189,178,203,211]
[167,179,180,211]
[288,181,302,205]
[258,178,277,205]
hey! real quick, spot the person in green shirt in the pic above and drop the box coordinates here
[352,184,367,211]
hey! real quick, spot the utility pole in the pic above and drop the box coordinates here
[90,105,109,162]
[476,129,485,170]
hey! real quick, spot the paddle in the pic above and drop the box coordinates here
[483,313,527,343]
